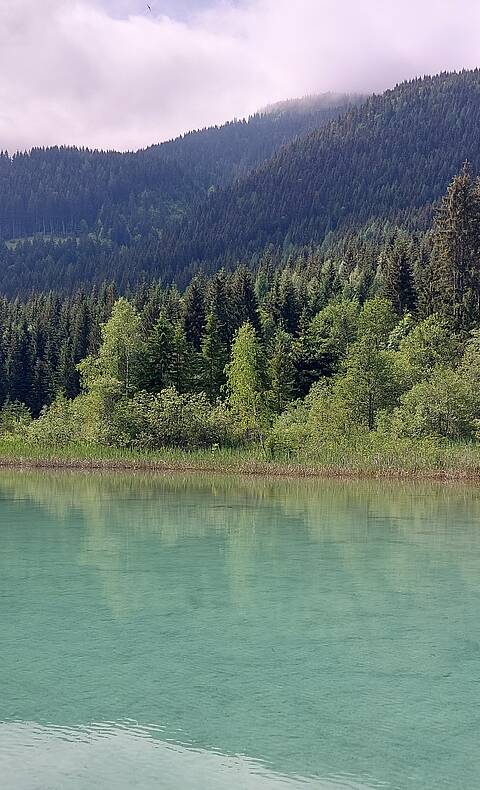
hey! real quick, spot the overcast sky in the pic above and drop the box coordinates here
[1,0,479,152]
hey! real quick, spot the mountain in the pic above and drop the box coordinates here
[1,70,480,295]
[0,93,357,243]
[163,70,480,275]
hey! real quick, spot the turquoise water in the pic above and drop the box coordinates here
[1,472,480,789]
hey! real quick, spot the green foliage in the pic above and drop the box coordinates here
[397,314,459,385]
[27,394,86,446]
[267,329,296,413]
[226,323,269,436]
[0,401,32,436]
[357,297,397,349]
[79,298,143,396]
[201,310,228,400]
[141,314,176,392]
[335,339,399,430]
[379,232,416,314]
[430,162,480,329]
[295,299,359,393]
[390,367,479,440]
[104,389,235,450]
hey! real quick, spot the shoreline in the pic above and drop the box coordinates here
[1,451,480,482]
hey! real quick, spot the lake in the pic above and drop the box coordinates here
[1,471,480,789]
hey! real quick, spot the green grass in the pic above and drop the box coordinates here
[1,434,480,479]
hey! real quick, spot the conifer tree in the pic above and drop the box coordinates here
[229,266,260,334]
[5,320,34,409]
[432,163,480,329]
[201,310,228,401]
[183,276,206,350]
[268,329,296,413]
[380,233,416,314]
[142,314,176,392]
[170,321,195,393]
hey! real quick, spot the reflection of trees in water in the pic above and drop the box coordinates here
[1,470,480,617]
[2,471,480,787]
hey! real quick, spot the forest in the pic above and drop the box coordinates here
[0,71,479,294]
[1,164,480,471]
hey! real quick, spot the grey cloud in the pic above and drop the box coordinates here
[0,0,479,152]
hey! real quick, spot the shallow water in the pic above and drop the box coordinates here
[1,471,480,789]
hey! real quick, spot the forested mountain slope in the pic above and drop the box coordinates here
[0,93,356,243]
[164,70,480,273]
[1,70,479,295]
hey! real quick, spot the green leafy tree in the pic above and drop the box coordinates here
[357,297,398,349]
[78,297,143,396]
[390,366,478,440]
[226,322,268,436]
[397,314,459,385]
[335,339,399,430]
[295,299,359,393]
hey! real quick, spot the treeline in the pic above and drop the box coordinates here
[2,165,480,454]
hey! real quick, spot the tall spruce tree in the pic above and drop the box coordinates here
[183,276,207,350]
[268,329,297,413]
[380,233,417,314]
[142,314,176,392]
[170,321,194,393]
[201,310,228,401]
[432,163,480,329]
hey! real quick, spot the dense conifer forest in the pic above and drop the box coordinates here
[0,71,479,294]
[1,162,480,467]
[0,94,357,293]
[1,70,480,469]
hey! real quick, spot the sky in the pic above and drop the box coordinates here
[0,0,479,152]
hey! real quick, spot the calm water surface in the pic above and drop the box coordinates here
[1,471,480,789]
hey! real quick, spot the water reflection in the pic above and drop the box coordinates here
[1,471,480,788]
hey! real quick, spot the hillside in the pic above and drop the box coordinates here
[1,71,480,294]
[0,94,356,244]
[163,70,480,274]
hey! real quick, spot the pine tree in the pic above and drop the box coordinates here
[183,276,206,350]
[432,163,480,329]
[229,266,260,335]
[268,329,296,413]
[201,310,228,401]
[142,314,175,392]
[5,320,34,409]
[170,321,195,393]
[380,233,416,314]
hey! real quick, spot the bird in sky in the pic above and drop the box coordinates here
[146,4,152,11]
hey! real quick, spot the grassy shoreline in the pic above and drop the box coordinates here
[1,437,480,481]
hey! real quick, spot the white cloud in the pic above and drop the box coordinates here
[0,0,479,152]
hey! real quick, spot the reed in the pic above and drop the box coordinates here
[0,435,480,480]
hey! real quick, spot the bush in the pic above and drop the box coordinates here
[112,388,236,449]
[0,401,32,436]
[27,394,86,446]
[390,366,478,440]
